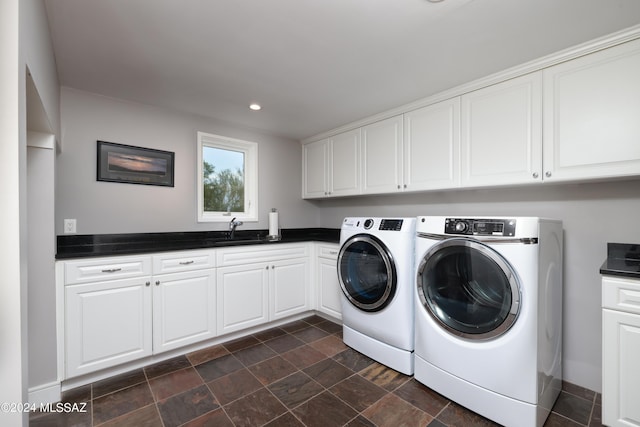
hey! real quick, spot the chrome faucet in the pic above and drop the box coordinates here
[228,217,243,239]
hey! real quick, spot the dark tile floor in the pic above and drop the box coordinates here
[30,315,602,427]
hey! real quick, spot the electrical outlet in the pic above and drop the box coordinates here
[64,219,77,234]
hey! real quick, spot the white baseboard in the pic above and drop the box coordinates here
[29,381,61,405]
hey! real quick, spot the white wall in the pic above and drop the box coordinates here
[56,87,318,235]
[312,180,640,392]
[27,134,57,398]
[0,0,27,424]
[22,0,59,139]
[0,0,62,416]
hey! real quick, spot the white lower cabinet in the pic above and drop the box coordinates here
[153,269,216,353]
[61,243,325,380]
[63,250,216,379]
[65,277,152,378]
[315,244,342,320]
[269,258,311,321]
[602,276,640,427]
[216,243,311,335]
[216,263,270,335]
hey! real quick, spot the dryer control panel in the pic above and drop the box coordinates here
[445,218,516,236]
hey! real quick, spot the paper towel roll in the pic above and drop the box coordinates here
[268,210,279,237]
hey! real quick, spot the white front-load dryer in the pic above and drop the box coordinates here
[338,217,416,375]
[414,216,563,427]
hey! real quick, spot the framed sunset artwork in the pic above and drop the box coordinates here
[97,140,175,187]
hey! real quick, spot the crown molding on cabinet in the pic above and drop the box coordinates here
[301,23,640,145]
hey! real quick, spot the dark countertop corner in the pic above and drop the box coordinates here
[56,228,340,259]
[600,242,640,279]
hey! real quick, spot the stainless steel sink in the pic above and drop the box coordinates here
[226,237,265,245]
[201,235,267,247]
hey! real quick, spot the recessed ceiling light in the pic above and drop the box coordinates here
[249,103,261,111]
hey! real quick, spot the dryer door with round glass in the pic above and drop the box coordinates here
[338,234,397,312]
[417,238,521,340]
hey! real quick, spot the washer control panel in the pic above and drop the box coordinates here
[343,218,405,231]
[445,218,516,236]
[379,219,403,231]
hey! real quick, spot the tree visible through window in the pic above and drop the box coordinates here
[197,132,258,222]
[202,146,244,213]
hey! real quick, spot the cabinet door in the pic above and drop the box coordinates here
[302,139,328,199]
[361,115,404,194]
[65,277,152,378]
[329,129,361,196]
[269,258,311,320]
[217,264,269,335]
[404,98,460,191]
[153,269,216,353]
[602,309,640,427]
[461,72,542,187]
[543,39,640,182]
[317,256,342,320]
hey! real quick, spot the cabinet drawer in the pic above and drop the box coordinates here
[217,243,309,267]
[152,250,216,274]
[65,256,152,285]
[602,276,640,314]
[317,244,339,260]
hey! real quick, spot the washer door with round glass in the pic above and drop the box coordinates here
[338,234,397,312]
[417,238,521,340]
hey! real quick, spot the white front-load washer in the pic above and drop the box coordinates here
[414,216,563,427]
[337,217,416,375]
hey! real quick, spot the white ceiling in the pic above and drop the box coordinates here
[44,0,640,141]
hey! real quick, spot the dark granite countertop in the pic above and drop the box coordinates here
[600,242,640,279]
[57,228,340,259]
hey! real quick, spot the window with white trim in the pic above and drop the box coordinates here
[197,132,258,222]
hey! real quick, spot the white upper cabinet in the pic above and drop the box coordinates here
[361,115,404,194]
[460,72,543,187]
[304,31,640,195]
[404,98,460,191]
[543,38,640,182]
[302,129,360,198]
[302,138,329,198]
[330,129,361,196]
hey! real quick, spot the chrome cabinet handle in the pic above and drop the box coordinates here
[545,171,552,178]
[179,260,194,265]
[101,268,122,273]
[532,172,539,179]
